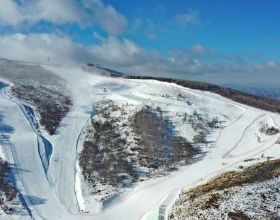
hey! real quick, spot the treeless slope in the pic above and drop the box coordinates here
[124,75,280,113]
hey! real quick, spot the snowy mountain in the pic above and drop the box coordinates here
[0,59,279,220]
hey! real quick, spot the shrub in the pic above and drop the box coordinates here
[132,106,198,170]
[228,211,250,220]
[193,132,207,143]
[79,102,135,193]
[0,159,17,214]
[259,123,279,136]
[11,84,72,135]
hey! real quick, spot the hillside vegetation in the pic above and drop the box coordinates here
[79,101,200,201]
[0,159,21,215]
[0,61,72,134]
[169,159,280,220]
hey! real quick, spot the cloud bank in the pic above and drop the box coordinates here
[0,33,92,64]
[0,0,127,34]
[0,32,279,86]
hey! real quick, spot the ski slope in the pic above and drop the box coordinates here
[0,82,74,220]
[0,63,279,220]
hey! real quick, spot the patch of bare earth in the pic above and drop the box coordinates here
[169,159,280,220]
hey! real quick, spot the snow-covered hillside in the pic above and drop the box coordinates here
[0,60,279,220]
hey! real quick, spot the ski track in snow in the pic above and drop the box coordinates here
[0,132,33,220]
[0,65,279,220]
[2,88,53,177]
[222,113,266,159]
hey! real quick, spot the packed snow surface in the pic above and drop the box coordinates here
[0,62,279,220]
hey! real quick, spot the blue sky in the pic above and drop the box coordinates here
[0,0,279,86]
[119,0,279,60]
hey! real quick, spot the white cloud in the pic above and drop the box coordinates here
[174,9,202,27]
[90,36,202,75]
[0,0,22,25]
[0,33,92,64]
[129,18,162,41]
[190,44,206,56]
[0,32,194,75]
[0,33,278,86]
[90,36,280,86]
[91,36,143,66]
[0,33,197,75]
[189,44,235,61]
[34,0,81,24]
[82,0,127,34]
[0,0,127,34]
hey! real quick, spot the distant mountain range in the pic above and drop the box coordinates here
[223,84,280,100]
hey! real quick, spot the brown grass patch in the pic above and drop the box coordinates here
[188,159,280,199]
